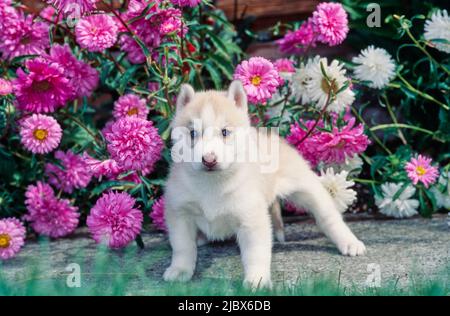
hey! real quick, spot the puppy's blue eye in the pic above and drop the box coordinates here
[190,130,198,138]
[222,128,231,137]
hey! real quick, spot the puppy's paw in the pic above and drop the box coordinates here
[274,229,285,243]
[338,238,366,257]
[163,265,194,282]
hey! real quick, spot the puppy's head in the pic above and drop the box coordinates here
[171,80,250,173]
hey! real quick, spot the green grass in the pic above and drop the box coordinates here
[1,244,449,296]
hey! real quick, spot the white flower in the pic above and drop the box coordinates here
[291,58,317,105]
[321,154,364,177]
[424,9,450,54]
[319,168,357,213]
[352,46,396,89]
[375,182,419,218]
[307,57,355,113]
[430,172,450,210]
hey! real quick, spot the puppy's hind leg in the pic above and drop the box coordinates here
[270,199,285,243]
[163,208,198,282]
[288,170,366,256]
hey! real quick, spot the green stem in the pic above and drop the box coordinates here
[63,113,102,147]
[397,73,449,111]
[381,93,407,145]
[370,123,434,136]
[352,178,380,185]
[276,88,291,127]
[404,28,450,76]
[351,106,392,155]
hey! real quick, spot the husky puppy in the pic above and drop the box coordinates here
[163,81,366,288]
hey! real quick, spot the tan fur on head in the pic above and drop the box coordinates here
[173,80,250,129]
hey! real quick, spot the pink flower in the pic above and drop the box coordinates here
[47,44,98,98]
[160,16,183,36]
[150,197,167,232]
[83,152,122,179]
[39,6,56,21]
[20,114,62,154]
[0,11,50,60]
[311,2,348,46]
[0,218,26,260]
[13,58,73,113]
[119,5,184,64]
[171,0,201,7]
[113,94,149,120]
[105,117,164,171]
[277,18,316,54]
[49,0,97,15]
[273,58,295,85]
[87,192,143,249]
[24,181,79,238]
[0,1,17,34]
[45,150,92,193]
[233,57,282,104]
[273,58,295,74]
[286,120,322,166]
[0,78,13,95]
[405,155,439,188]
[315,118,369,164]
[75,14,118,52]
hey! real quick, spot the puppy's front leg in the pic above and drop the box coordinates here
[237,211,272,289]
[163,209,197,282]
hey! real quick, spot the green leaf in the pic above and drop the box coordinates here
[204,62,222,89]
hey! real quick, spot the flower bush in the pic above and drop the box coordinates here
[0,0,448,259]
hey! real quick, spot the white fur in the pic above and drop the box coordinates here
[163,81,366,289]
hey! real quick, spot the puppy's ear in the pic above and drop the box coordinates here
[227,80,248,112]
[176,84,195,113]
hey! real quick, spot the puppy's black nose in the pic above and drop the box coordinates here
[202,153,217,169]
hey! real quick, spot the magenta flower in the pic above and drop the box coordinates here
[150,197,167,232]
[24,181,79,238]
[113,94,149,120]
[311,2,349,46]
[45,150,92,194]
[277,18,316,54]
[286,120,322,167]
[49,0,97,15]
[0,0,17,35]
[405,155,439,188]
[315,118,369,164]
[105,117,164,171]
[87,192,143,249]
[47,44,98,98]
[160,15,183,36]
[171,0,201,7]
[20,114,62,154]
[119,6,184,64]
[283,200,307,215]
[75,14,118,52]
[273,58,295,74]
[0,11,50,60]
[39,6,56,21]
[233,57,282,104]
[83,152,122,179]
[14,58,73,113]
[0,218,26,260]
[0,78,13,95]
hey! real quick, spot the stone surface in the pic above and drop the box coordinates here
[1,216,449,293]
